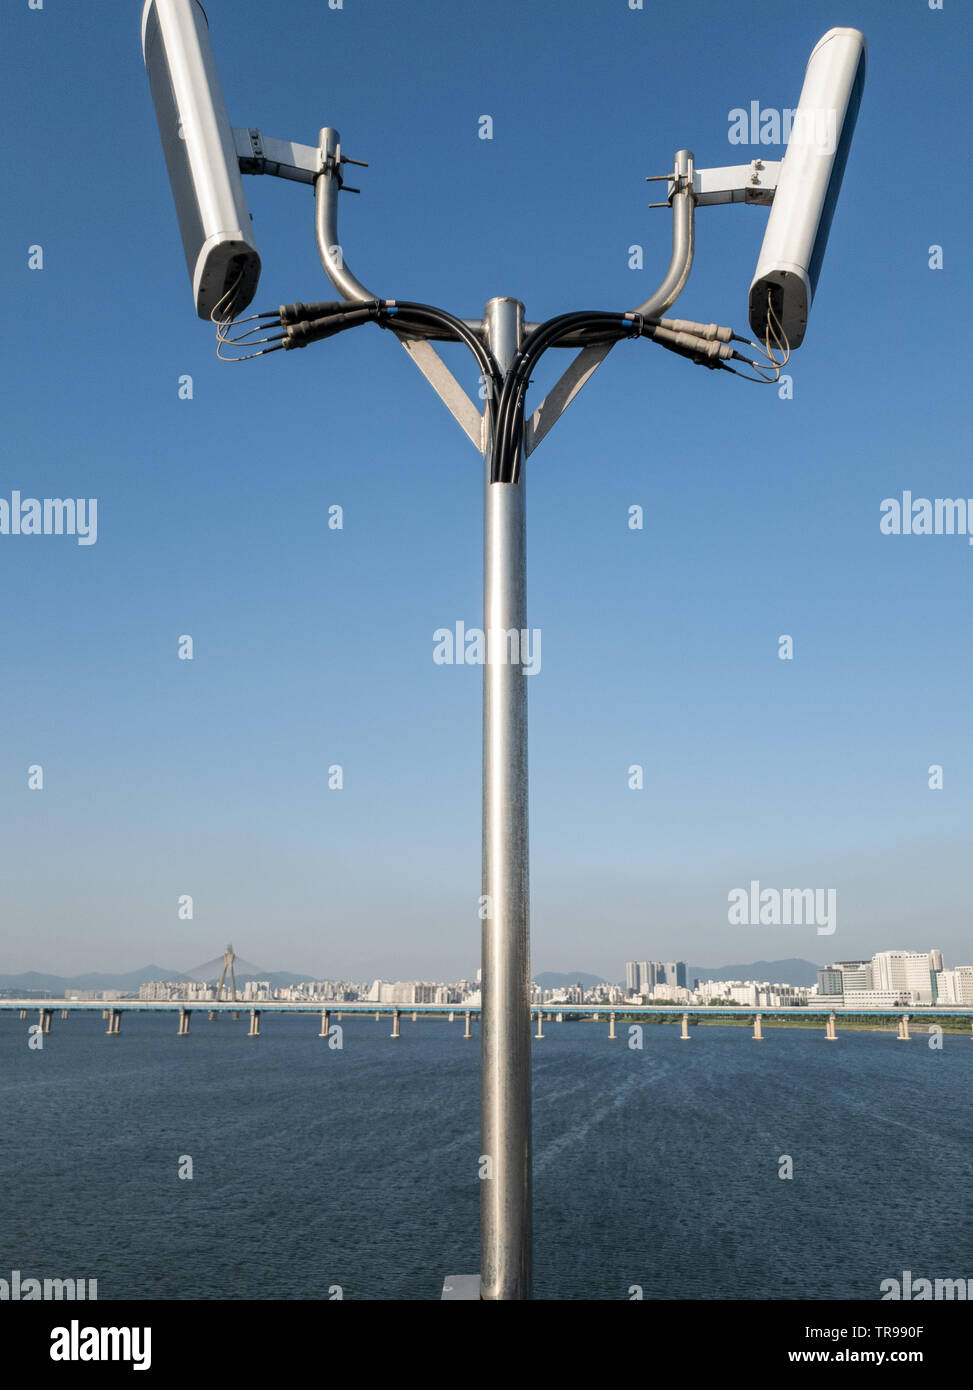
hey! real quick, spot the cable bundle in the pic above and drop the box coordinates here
[208,275,792,483]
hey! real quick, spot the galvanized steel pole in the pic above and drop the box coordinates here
[480,296,532,1300]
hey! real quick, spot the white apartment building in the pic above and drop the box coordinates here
[871,951,936,1004]
[242,980,272,1001]
[648,983,692,1003]
[936,967,973,1006]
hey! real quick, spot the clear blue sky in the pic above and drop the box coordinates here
[1,0,970,981]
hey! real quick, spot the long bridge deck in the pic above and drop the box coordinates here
[2,999,972,1015]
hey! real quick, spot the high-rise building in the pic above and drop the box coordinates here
[938,966,973,1006]
[626,961,687,993]
[871,951,936,1004]
[834,960,871,990]
[817,968,844,996]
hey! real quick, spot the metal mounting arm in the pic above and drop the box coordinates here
[650,158,780,208]
[634,149,696,318]
[233,127,320,184]
[315,126,380,303]
[314,126,485,449]
[524,149,696,457]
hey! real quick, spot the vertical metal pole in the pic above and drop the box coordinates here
[481,296,531,1300]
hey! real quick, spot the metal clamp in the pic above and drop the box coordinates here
[646,153,695,208]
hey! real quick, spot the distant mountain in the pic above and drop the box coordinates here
[0,965,192,992]
[689,959,822,987]
[0,965,314,994]
[534,971,608,989]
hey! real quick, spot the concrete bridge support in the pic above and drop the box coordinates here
[319,1010,330,1038]
[608,1012,617,1040]
[412,1011,418,1023]
[106,1010,121,1035]
[38,1008,51,1034]
[248,1010,260,1037]
[535,1011,544,1039]
[464,1011,472,1039]
[897,1014,911,1041]
[232,1011,239,1021]
[208,1011,217,1021]
[19,1009,26,1020]
[448,1011,455,1022]
[680,1013,690,1040]
[391,1010,401,1039]
[61,1010,68,1020]
[556,1012,563,1023]
[752,1013,764,1041]
[825,1012,838,1040]
[177,1008,191,1036]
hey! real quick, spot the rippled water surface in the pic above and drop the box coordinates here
[1,1011,970,1300]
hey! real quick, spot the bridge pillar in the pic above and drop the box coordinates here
[535,1010,544,1039]
[391,1010,401,1039]
[464,1011,472,1039]
[319,1010,330,1038]
[208,1010,217,1021]
[337,1012,343,1021]
[19,1009,26,1020]
[178,1007,190,1036]
[825,1012,837,1040]
[681,1012,690,1040]
[412,1011,418,1023]
[448,1010,455,1022]
[898,1014,911,1041]
[43,1009,53,1034]
[608,1011,617,1040]
[249,1009,260,1037]
[61,1010,68,1020]
[106,1010,121,1035]
[752,1013,764,1041]
[232,1011,239,1021]
[102,1009,109,1020]
[556,1012,563,1023]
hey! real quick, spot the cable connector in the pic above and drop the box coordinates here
[279,298,384,326]
[647,326,734,366]
[657,317,733,344]
[282,306,379,349]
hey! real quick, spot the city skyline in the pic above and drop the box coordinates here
[6,940,969,999]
